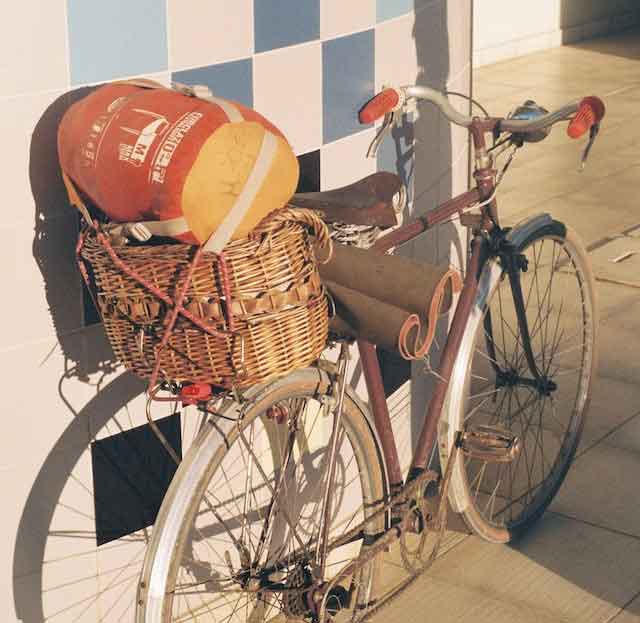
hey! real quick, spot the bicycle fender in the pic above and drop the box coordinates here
[237,366,392,515]
[505,212,556,248]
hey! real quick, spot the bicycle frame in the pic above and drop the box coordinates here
[357,116,528,491]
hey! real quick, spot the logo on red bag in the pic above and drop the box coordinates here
[118,109,170,167]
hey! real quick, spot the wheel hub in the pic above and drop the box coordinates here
[496,368,557,395]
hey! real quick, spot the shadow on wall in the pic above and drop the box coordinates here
[408,0,464,458]
[14,90,152,622]
[12,374,146,623]
[30,88,118,381]
[378,0,462,402]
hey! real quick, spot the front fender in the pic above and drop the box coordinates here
[438,212,557,512]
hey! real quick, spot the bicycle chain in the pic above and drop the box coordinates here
[322,440,462,623]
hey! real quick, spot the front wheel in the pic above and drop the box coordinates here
[440,220,598,543]
[136,367,387,623]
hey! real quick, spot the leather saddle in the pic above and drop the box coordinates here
[288,171,403,228]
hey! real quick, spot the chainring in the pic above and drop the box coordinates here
[399,474,443,574]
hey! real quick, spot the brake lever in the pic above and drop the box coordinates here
[579,122,600,171]
[366,111,396,158]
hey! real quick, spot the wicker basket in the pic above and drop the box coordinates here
[78,208,331,389]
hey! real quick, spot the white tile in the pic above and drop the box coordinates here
[476,41,519,67]
[0,0,68,97]
[549,29,564,48]
[446,0,472,80]
[320,129,377,190]
[168,0,253,70]
[375,12,419,89]
[321,0,375,40]
[472,48,492,68]
[474,0,554,52]
[253,43,322,154]
[516,32,555,58]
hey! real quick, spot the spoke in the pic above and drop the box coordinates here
[470,462,487,501]
[238,424,308,555]
[484,475,503,522]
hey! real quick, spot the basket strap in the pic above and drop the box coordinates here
[104,272,324,323]
[173,82,281,253]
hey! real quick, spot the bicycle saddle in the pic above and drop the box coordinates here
[288,172,402,228]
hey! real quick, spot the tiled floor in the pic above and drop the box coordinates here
[371,29,640,623]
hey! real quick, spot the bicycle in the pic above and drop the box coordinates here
[135,85,604,623]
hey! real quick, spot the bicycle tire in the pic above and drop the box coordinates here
[439,220,597,543]
[136,367,387,623]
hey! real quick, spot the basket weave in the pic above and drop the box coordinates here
[78,208,331,389]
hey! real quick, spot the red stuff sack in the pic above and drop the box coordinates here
[58,80,299,251]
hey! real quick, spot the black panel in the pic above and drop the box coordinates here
[82,281,101,326]
[91,414,182,546]
[296,150,321,193]
[377,347,411,397]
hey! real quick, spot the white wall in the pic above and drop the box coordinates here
[474,0,640,66]
[2,2,471,621]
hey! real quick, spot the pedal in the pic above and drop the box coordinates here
[458,425,520,463]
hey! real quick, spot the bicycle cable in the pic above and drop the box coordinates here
[443,90,490,118]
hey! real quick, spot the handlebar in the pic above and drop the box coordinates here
[359,85,605,139]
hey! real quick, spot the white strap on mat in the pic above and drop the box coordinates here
[203,129,278,253]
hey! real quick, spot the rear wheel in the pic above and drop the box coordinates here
[136,367,386,622]
[440,221,597,543]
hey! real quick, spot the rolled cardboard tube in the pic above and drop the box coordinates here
[325,280,417,352]
[320,243,463,359]
[319,242,454,316]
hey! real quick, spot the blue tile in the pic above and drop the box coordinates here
[173,59,253,108]
[323,30,375,144]
[376,0,413,22]
[67,0,168,85]
[254,0,320,53]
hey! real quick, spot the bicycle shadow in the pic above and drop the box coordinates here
[12,373,147,623]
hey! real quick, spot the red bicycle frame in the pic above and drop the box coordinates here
[358,119,498,490]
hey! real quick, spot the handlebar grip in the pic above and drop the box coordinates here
[359,88,400,124]
[567,96,605,139]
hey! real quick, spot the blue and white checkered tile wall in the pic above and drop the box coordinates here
[57,0,464,192]
[3,2,470,621]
